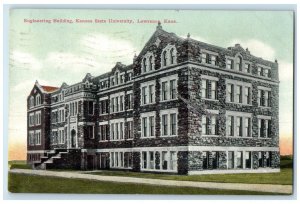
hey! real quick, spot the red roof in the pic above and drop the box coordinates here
[41,85,59,93]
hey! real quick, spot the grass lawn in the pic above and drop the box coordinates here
[8,173,283,195]
[9,160,32,170]
[88,159,293,185]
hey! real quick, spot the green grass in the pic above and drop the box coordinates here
[88,159,293,185]
[8,173,284,195]
[9,160,32,170]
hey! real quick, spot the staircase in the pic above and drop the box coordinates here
[34,149,74,170]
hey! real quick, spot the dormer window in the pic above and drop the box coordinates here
[226,59,233,69]
[141,52,155,73]
[236,56,242,71]
[162,51,167,66]
[36,94,41,106]
[161,44,177,67]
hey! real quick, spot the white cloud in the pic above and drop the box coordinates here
[228,39,276,61]
[10,50,42,71]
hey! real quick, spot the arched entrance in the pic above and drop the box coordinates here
[71,129,76,148]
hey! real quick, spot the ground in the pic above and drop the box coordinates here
[8,156,293,194]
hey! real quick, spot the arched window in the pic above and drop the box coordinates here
[162,50,167,66]
[36,94,41,106]
[170,48,175,64]
[236,56,242,71]
[149,56,153,71]
[142,58,147,73]
[30,96,34,108]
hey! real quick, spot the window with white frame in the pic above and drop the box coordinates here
[99,123,109,141]
[258,87,271,107]
[126,119,134,139]
[58,129,65,144]
[236,56,243,71]
[110,151,132,169]
[226,111,252,137]
[160,75,177,101]
[126,93,133,110]
[226,80,252,105]
[36,94,41,106]
[99,99,109,115]
[51,130,58,144]
[29,113,35,126]
[226,59,234,69]
[140,81,155,105]
[140,112,156,138]
[161,44,177,67]
[110,92,125,112]
[201,76,218,100]
[35,130,41,145]
[29,96,34,108]
[258,116,272,138]
[141,150,177,172]
[87,126,94,139]
[69,101,79,116]
[110,119,125,141]
[245,63,251,73]
[127,72,133,81]
[35,111,41,125]
[202,111,219,136]
[160,108,178,137]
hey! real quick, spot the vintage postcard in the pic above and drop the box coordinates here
[7,8,294,196]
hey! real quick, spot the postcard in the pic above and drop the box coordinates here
[7,8,294,196]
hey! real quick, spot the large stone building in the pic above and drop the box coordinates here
[27,23,280,174]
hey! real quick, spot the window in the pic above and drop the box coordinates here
[127,72,132,81]
[100,100,109,114]
[142,58,147,73]
[142,87,147,105]
[127,94,133,110]
[162,51,167,66]
[227,84,234,102]
[142,117,148,138]
[265,91,269,107]
[211,55,217,65]
[170,151,177,170]
[202,152,209,169]
[245,87,251,104]
[236,117,243,137]
[29,96,34,108]
[162,81,168,101]
[149,85,154,103]
[202,116,207,135]
[170,48,175,64]
[212,152,219,169]
[258,152,263,167]
[29,131,35,146]
[228,151,234,169]
[202,53,207,63]
[236,151,243,169]
[124,152,133,168]
[170,80,176,99]
[258,67,263,76]
[100,124,109,141]
[244,117,251,137]
[149,151,155,169]
[111,98,115,113]
[142,151,147,169]
[88,101,94,115]
[161,45,177,67]
[245,63,250,73]
[162,114,168,136]
[120,75,124,84]
[245,152,252,169]
[162,151,168,170]
[149,56,153,71]
[258,89,271,107]
[264,69,269,78]
[236,56,242,71]
[36,94,41,106]
[115,97,119,112]
[35,130,41,145]
[236,85,242,103]
[201,79,207,98]
[170,113,177,135]
[120,122,124,140]
[202,114,218,135]
[127,121,133,139]
[227,59,233,69]
[115,123,119,140]
[149,116,155,137]
[120,95,124,111]
[88,126,94,139]
[111,123,115,140]
[267,120,271,138]
[227,116,234,136]
[211,81,217,100]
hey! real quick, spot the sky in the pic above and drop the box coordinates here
[8,10,294,160]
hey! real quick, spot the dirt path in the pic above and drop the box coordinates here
[9,169,292,194]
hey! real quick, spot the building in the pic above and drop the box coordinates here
[27,23,280,174]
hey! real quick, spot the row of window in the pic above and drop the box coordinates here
[100,93,133,115]
[201,111,272,138]
[51,129,66,144]
[100,72,133,90]
[227,83,251,104]
[29,111,41,126]
[28,130,41,146]
[51,109,65,123]
[202,151,272,170]
[201,51,272,78]
[29,94,42,108]
[110,152,133,169]
[141,150,177,171]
